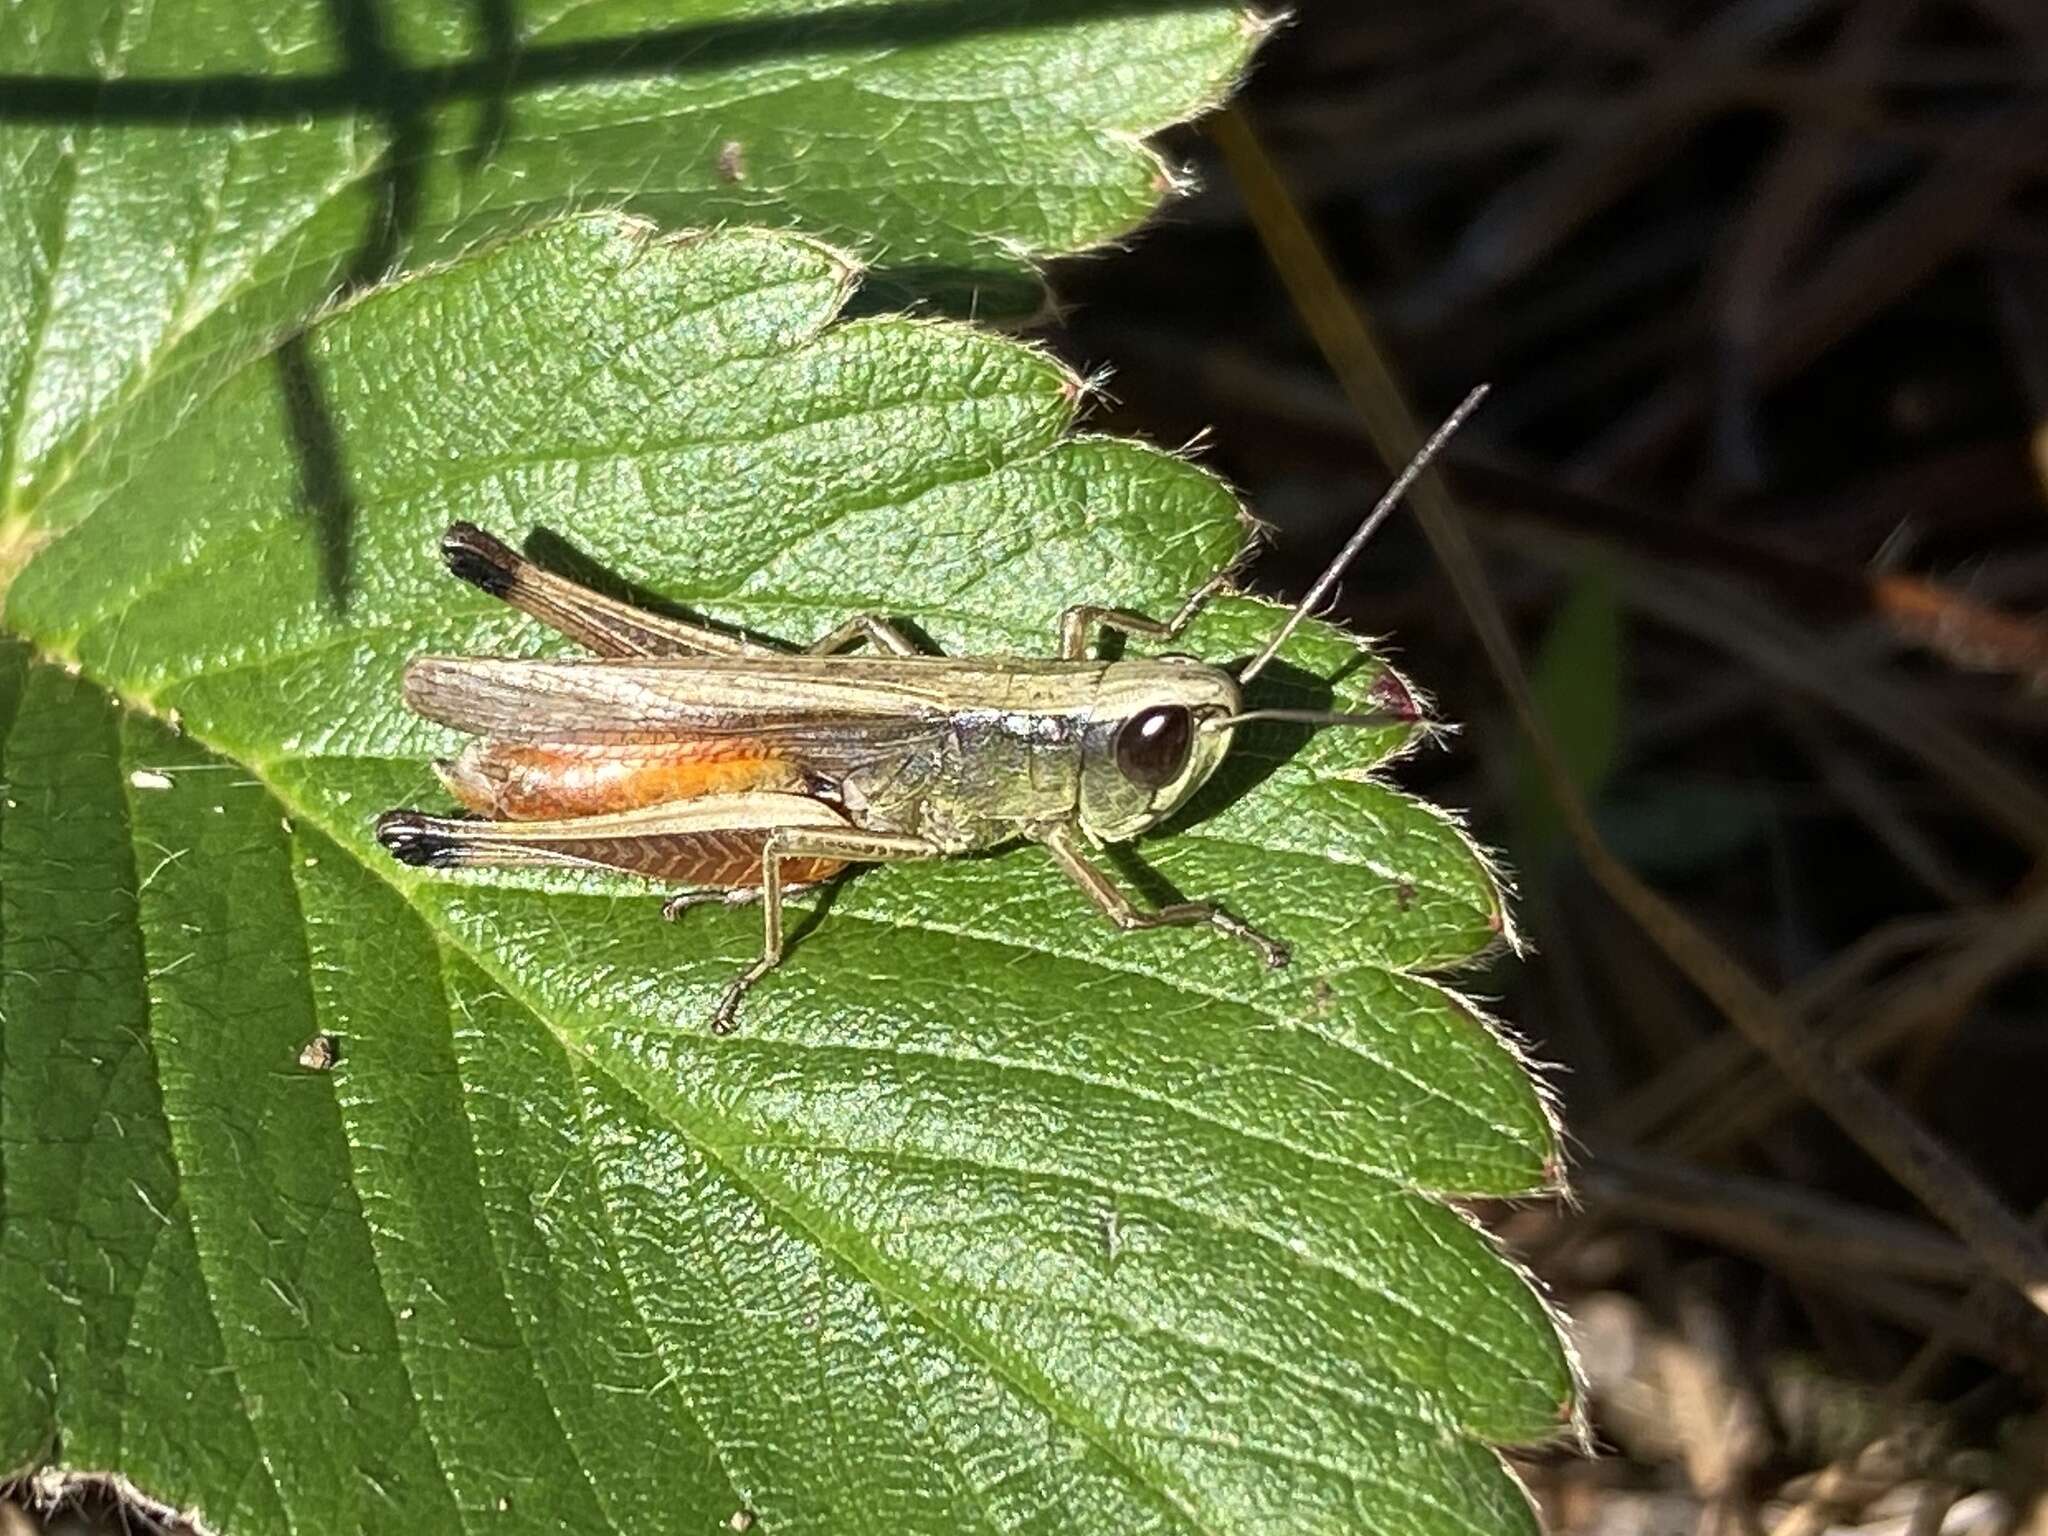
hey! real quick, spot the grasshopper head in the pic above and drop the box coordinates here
[1077,659,1241,842]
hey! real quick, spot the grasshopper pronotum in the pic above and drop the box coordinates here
[376,388,1486,1031]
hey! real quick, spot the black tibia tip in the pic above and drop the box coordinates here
[375,810,461,868]
[439,521,522,597]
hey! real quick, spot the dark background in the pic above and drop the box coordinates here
[1051,4,2048,1529]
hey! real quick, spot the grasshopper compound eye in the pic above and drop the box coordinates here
[1114,705,1194,789]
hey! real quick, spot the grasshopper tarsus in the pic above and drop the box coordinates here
[1191,902,1289,967]
[1235,922,1292,970]
[1056,567,1234,660]
[711,960,776,1034]
[1038,826,1287,968]
[1174,901,1291,970]
[663,889,727,922]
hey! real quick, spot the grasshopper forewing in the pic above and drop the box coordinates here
[378,387,1487,1031]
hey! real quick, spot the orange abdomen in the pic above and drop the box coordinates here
[436,739,807,820]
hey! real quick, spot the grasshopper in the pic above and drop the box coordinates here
[376,388,1485,1032]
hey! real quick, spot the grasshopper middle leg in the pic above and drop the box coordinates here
[1037,824,1289,969]
[714,825,947,1034]
[661,883,827,920]
[804,613,923,656]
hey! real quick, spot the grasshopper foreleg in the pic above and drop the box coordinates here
[714,826,947,1035]
[1056,569,1232,660]
[1037,824,1290,969]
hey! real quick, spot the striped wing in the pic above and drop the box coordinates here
[403,654,1109,762]
[402,655,993,749]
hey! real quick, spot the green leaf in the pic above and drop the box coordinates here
[0,0,1264,529]
[1,218,1570,1533]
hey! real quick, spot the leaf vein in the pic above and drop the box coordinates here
[423,937,635,1533]
[113,732,299,1536]
[732,1135,1543,1410]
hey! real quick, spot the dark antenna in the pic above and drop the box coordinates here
[1236,383,1489,686]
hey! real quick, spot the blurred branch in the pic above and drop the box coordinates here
[1777,706,1990,908]
[1711,0,1917,486]
[1461,459,2048,708]
[1583,1147,1984,1287]
[1581,94,2048,482]
[1497,519,2048,853]
[1597,912,1984,1144]
[1663,882,2048,1159]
